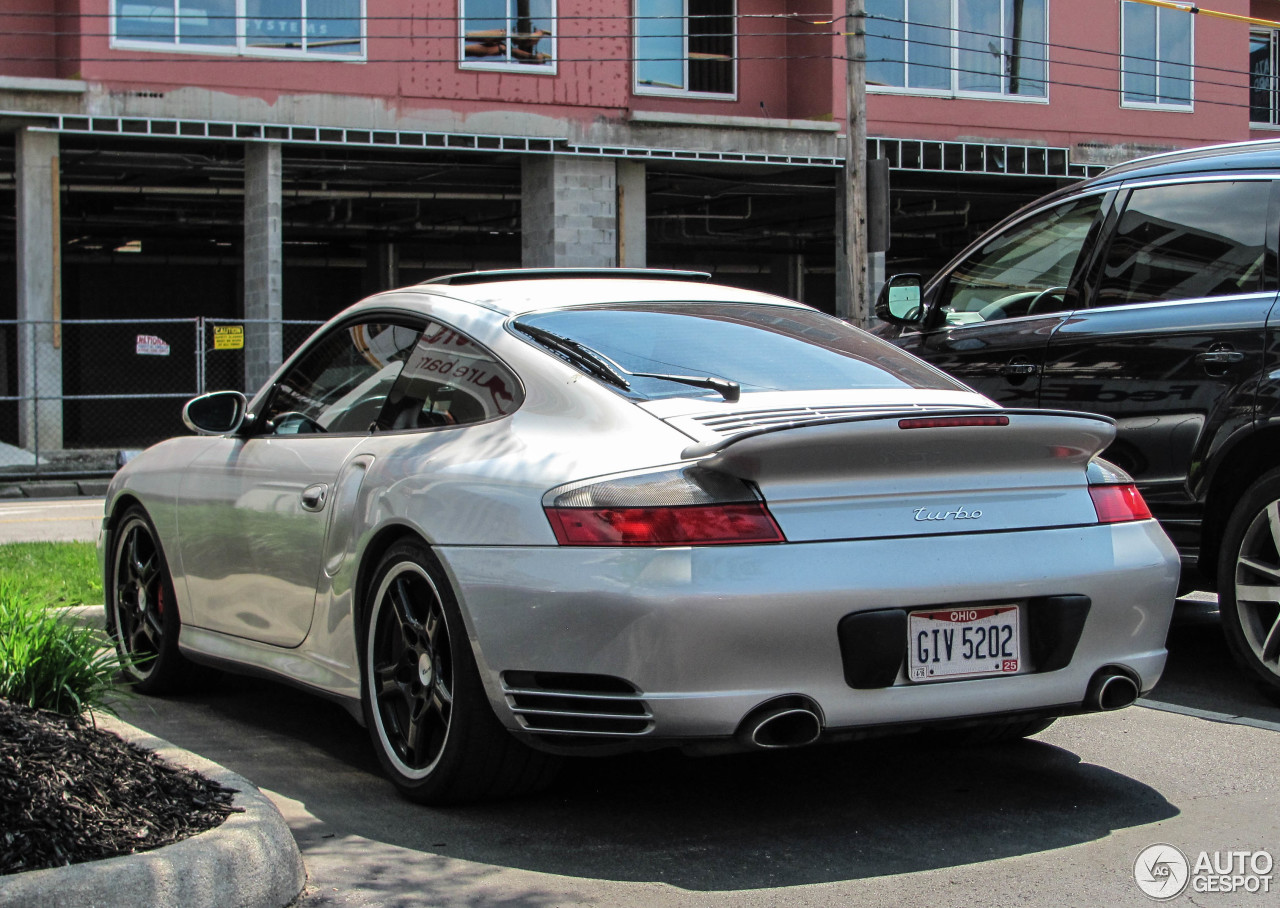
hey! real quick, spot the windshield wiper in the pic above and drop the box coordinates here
[516,324,741,402]
[515,324,631,391]
[629,371,741,402]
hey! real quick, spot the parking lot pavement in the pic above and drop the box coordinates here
[115,692,1278,908]
[114,600,1280,908]
[0,497,103,544]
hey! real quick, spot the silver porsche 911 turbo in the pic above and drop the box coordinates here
[100,269,1180,803]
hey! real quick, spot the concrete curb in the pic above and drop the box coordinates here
[1,615,306,908]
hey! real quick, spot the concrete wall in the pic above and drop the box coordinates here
[522,156,618,267]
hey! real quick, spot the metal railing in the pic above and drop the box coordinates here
[0,318,323,480]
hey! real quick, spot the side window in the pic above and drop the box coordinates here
[1096,181,1274,308]
[261,322,422,435]
[937,195,1104,325]
[377,321,523,431]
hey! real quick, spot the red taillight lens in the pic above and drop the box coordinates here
[1089,484,1152,523]
[898,415,1010,430]
[546,503,785,546]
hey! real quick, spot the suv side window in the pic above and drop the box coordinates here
[1096,181,1274,307]
[936,194,1104,326]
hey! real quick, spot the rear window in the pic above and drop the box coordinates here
[514,302,965,399]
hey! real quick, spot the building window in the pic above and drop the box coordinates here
[1252,29,1279,126]
[1121,0,1192,108]
[866,0,1047,99]
[634,0,735,97]
[112,0,364,58]
[461,0,555,71]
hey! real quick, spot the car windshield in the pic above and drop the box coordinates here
[514,302,965,399]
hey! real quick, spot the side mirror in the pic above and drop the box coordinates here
[875,274,923,326]
[183,390,248,436]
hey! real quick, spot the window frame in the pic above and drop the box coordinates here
[932,190,1108,327]
[458,0,558,75]
[633,0,738,99]
[1251,27,1280,128]
[1120,0,1194,111]
[109,0,367,61]
[1089,176,1278,311]
[865,0,1049,103]
[257,312,525,437]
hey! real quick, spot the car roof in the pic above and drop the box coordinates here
[359,271,816,318]
[1088,138,1280,186]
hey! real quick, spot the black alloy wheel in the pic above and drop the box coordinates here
[108,506,191,693]
[360,540,558,803]
[366,556,455,776]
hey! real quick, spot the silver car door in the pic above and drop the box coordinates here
[175,319,422,646]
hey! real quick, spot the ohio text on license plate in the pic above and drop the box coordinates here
[908,605,1020,682]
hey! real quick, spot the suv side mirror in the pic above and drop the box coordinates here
[183,390,248,436]
[876,274,923,326]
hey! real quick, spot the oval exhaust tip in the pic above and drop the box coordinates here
[1087,670,1140,711]
[750,708,822,749]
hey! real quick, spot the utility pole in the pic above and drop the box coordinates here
[840,0,869,325]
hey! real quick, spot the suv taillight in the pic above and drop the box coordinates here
[1086,459,1152,524]
[543,466,785,546]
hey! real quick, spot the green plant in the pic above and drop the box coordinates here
[0,580,126,718]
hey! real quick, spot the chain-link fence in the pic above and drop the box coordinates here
[0,318,323,479]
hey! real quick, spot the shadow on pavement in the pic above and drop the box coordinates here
[1141,595,1280,726]
[119,674,1177,891]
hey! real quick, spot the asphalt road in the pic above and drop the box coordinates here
[14,498,1278,905]
[0,497,102,544]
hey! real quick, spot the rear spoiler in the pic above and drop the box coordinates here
[681,408,1114,459]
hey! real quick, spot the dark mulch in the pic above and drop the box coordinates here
[0,698,242,875]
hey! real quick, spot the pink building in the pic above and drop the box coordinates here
[1,0,1276,449]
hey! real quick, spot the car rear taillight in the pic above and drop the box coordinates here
[1086,459,1152,524]
[544,466,785,546]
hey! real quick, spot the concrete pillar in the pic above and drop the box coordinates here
[15,127,63,452]
[868,250,886,313]
[616,161,646,267]
[244,142,283,393]
[522,155,621,267]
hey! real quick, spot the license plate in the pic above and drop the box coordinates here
[907,605,1020,682]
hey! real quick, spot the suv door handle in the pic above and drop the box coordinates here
[1195,351,1245,364]
[999,362,1038,376]
[301,483,329,512]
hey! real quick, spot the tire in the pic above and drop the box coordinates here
[360,540,558,803]
[1217,468,1280,704]
[106,506,193,694]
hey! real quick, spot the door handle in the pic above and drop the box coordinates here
[999,362,1038,376]
[301,483,329,512]
[1195,351,1245,364]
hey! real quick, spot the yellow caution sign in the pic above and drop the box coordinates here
[213,325,245,351]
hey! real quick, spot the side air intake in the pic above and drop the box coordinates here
[501,671,654,736]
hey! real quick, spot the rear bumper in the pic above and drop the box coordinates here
[438,520,1179,747]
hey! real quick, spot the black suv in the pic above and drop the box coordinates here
[875,139,1280,700]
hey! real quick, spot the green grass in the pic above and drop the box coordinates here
[0,542,102,608]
